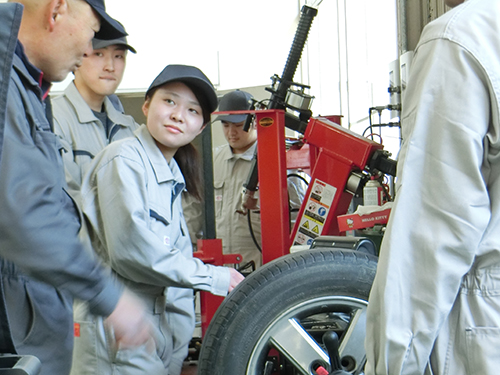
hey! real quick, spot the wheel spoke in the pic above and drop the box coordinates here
[263,361,274,375]
[269,318,329,374]
[339,306,367,371]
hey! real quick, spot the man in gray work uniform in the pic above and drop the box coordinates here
[0,1,151,374]
[53,29,138,202]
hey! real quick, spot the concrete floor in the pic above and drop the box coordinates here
[181,362,198,375]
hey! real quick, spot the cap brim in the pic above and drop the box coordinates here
[92,38,136,54]
[124,44,136,54]
[92,8,127,40]
[215,113,249,123]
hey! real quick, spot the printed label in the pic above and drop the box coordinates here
[163,236,171,246]
[293,179,337,246]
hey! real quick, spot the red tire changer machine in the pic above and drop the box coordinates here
[194,4,397,336]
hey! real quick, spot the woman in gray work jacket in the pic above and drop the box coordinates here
[72,65,244,375]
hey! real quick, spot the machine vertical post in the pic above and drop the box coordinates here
[254,110,291,264]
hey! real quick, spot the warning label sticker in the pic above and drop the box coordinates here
[293,179,337,246]
[304,209,325,224]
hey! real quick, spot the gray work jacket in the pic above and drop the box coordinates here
[0,2,121,324]
[365,0,500,374]
[0,3,122,373]
[52,81,139,202]
[81,124,231,371]
[213,142,306,268]
[213,142,262,267]
[82,124,231,297]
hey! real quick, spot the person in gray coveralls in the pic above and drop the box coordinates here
[75,64,244,375]
[0,1,151,374]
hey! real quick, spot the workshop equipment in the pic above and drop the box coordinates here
[194,3,397,373]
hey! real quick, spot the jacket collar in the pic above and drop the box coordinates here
[63,81,135,128]
[221,140,257,162]
[15,42,51,100]
[134,124,186,196]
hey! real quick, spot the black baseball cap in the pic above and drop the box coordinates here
[215,90,254,123]
[84,0,127,40]
[146,65,218,115]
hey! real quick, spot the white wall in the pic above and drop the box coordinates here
[100,0,398,155]
[52,0,302,94]
[3,0,399,154]
[52,1,398,112]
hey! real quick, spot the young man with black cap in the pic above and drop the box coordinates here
[53,30,139,202]
[213,90,263,268]
[213,90,306,269]
[0,1,151,374]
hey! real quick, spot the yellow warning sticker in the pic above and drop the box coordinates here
[303,212,323,225]
[292,178,338,246]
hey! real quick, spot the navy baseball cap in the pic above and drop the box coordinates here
[84,0,127,40]
[146,65,218,115]
[215,90,254,123]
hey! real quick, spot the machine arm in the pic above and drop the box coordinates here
[368,149,397,177]
[268,5,318,111]
[243,4,318,196]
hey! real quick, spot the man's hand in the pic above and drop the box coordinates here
[228,268,245,292]
[241,188,259,211]
[105,289,153,348]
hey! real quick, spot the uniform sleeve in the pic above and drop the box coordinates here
[364,39,491,374]
[84,153,230,296]
[0,82,122,317]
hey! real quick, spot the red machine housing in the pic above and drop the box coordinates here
[195,108,385,335]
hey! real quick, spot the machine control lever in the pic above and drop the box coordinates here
[322,331,351,375]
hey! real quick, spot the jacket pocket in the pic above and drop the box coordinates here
[149,207,178,248]
[214,180,224,217]
[17,279,73,349]
[465,326,500,374]
[150,209,170,226]
[34,128,64,170]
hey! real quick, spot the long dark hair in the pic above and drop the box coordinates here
[146,82,211,201]
[174,143,203,201]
